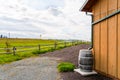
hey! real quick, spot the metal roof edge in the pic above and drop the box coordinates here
[79,0,89,11]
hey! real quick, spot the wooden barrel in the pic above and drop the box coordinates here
[78,49,93,72]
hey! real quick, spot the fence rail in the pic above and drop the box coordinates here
[0,41,86,55]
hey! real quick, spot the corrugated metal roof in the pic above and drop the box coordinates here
[80,0,97,12]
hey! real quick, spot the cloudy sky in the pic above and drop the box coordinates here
[0,0,91,41]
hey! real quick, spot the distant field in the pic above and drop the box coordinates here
[0,38,64,64]
[0,38,66,54]
[0,38,59,47]
[0,38,90,53]
[0,38,90,64]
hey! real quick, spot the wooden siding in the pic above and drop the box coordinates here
[100,20,108,73]
[117,14,120,79]
[118,0,120,79]
[92,0,101,71]
[92,0,119,79]
[100,0,107,18]
[99,0,108,73]
[108,16,117,77]
[93,24,100,71]
[108,0,117,14]
[93,0,101,22]
[119,0,120,9]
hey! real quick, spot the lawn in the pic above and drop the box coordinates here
[0,38,88,64]
[0,38,58,47]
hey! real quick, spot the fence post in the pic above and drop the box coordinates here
[64,42,66,47]
[38,44,41,51]
[72,41,74,46]
[77,41,79,45]
[75,41,77,45]
[13,46,16,55]
[54,42,57,49]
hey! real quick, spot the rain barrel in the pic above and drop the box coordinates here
[78,49,93,72]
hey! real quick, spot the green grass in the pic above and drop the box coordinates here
[32,50,51,55]
[32,46,66,55]
[0,38,58,47]
[0,52,34,64]
[0,38,63,54]
[57,62,75,72]
[0,38,90,64]
[0,46,67,64]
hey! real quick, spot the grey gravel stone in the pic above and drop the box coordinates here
[0,57,61,80]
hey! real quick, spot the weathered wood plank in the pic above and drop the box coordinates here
[108,0,117,14]
[108,16,117,77]
[100,20,108,73]
[93,24,100,71]
[118,14,120,79]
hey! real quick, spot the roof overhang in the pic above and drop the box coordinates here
[80,0,97,12]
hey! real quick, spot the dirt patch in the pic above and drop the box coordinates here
[41,44,113,80]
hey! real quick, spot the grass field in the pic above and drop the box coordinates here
[0,38,90,64]
[0,38,58,47]
[0,38,64,53]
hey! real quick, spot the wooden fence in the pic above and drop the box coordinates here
[0,41,86,55]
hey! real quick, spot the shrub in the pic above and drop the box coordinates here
[18,52,34,58]
[32,48,57,55]
[57,62,75,72]
[32,50,41,54]
[5,41,11,53]
[32,50,48,55]
[49,48,55,52]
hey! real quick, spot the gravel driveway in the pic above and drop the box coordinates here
[0,45,112,80]
[0,57,61,80]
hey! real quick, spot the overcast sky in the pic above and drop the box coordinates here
[0,0,91,41]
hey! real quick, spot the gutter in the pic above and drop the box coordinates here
[86,9,120,50]
[85,12,93,50]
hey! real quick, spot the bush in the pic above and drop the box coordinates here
[48,48,55,52]
[32,48,57,55]
[5,41,11,53]
[32,50,41,54]
[57,62,75,72]
[32,50,49,55]
[18,52,34,58]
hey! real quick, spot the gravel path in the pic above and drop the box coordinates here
[41,44,112,80]
[0,44,113,80]
[0,57,61,80]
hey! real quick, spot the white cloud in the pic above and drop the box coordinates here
[0,0,91,41]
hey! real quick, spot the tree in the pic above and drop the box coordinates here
[0,35,3,38]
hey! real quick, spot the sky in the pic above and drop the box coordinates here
[0,0,91,41]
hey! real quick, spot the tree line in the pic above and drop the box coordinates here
[0,34,8,38]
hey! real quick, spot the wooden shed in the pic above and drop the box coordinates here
[81,0,120,79]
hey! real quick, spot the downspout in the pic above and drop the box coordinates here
[85,12,93,50]
[85,9,120,50]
